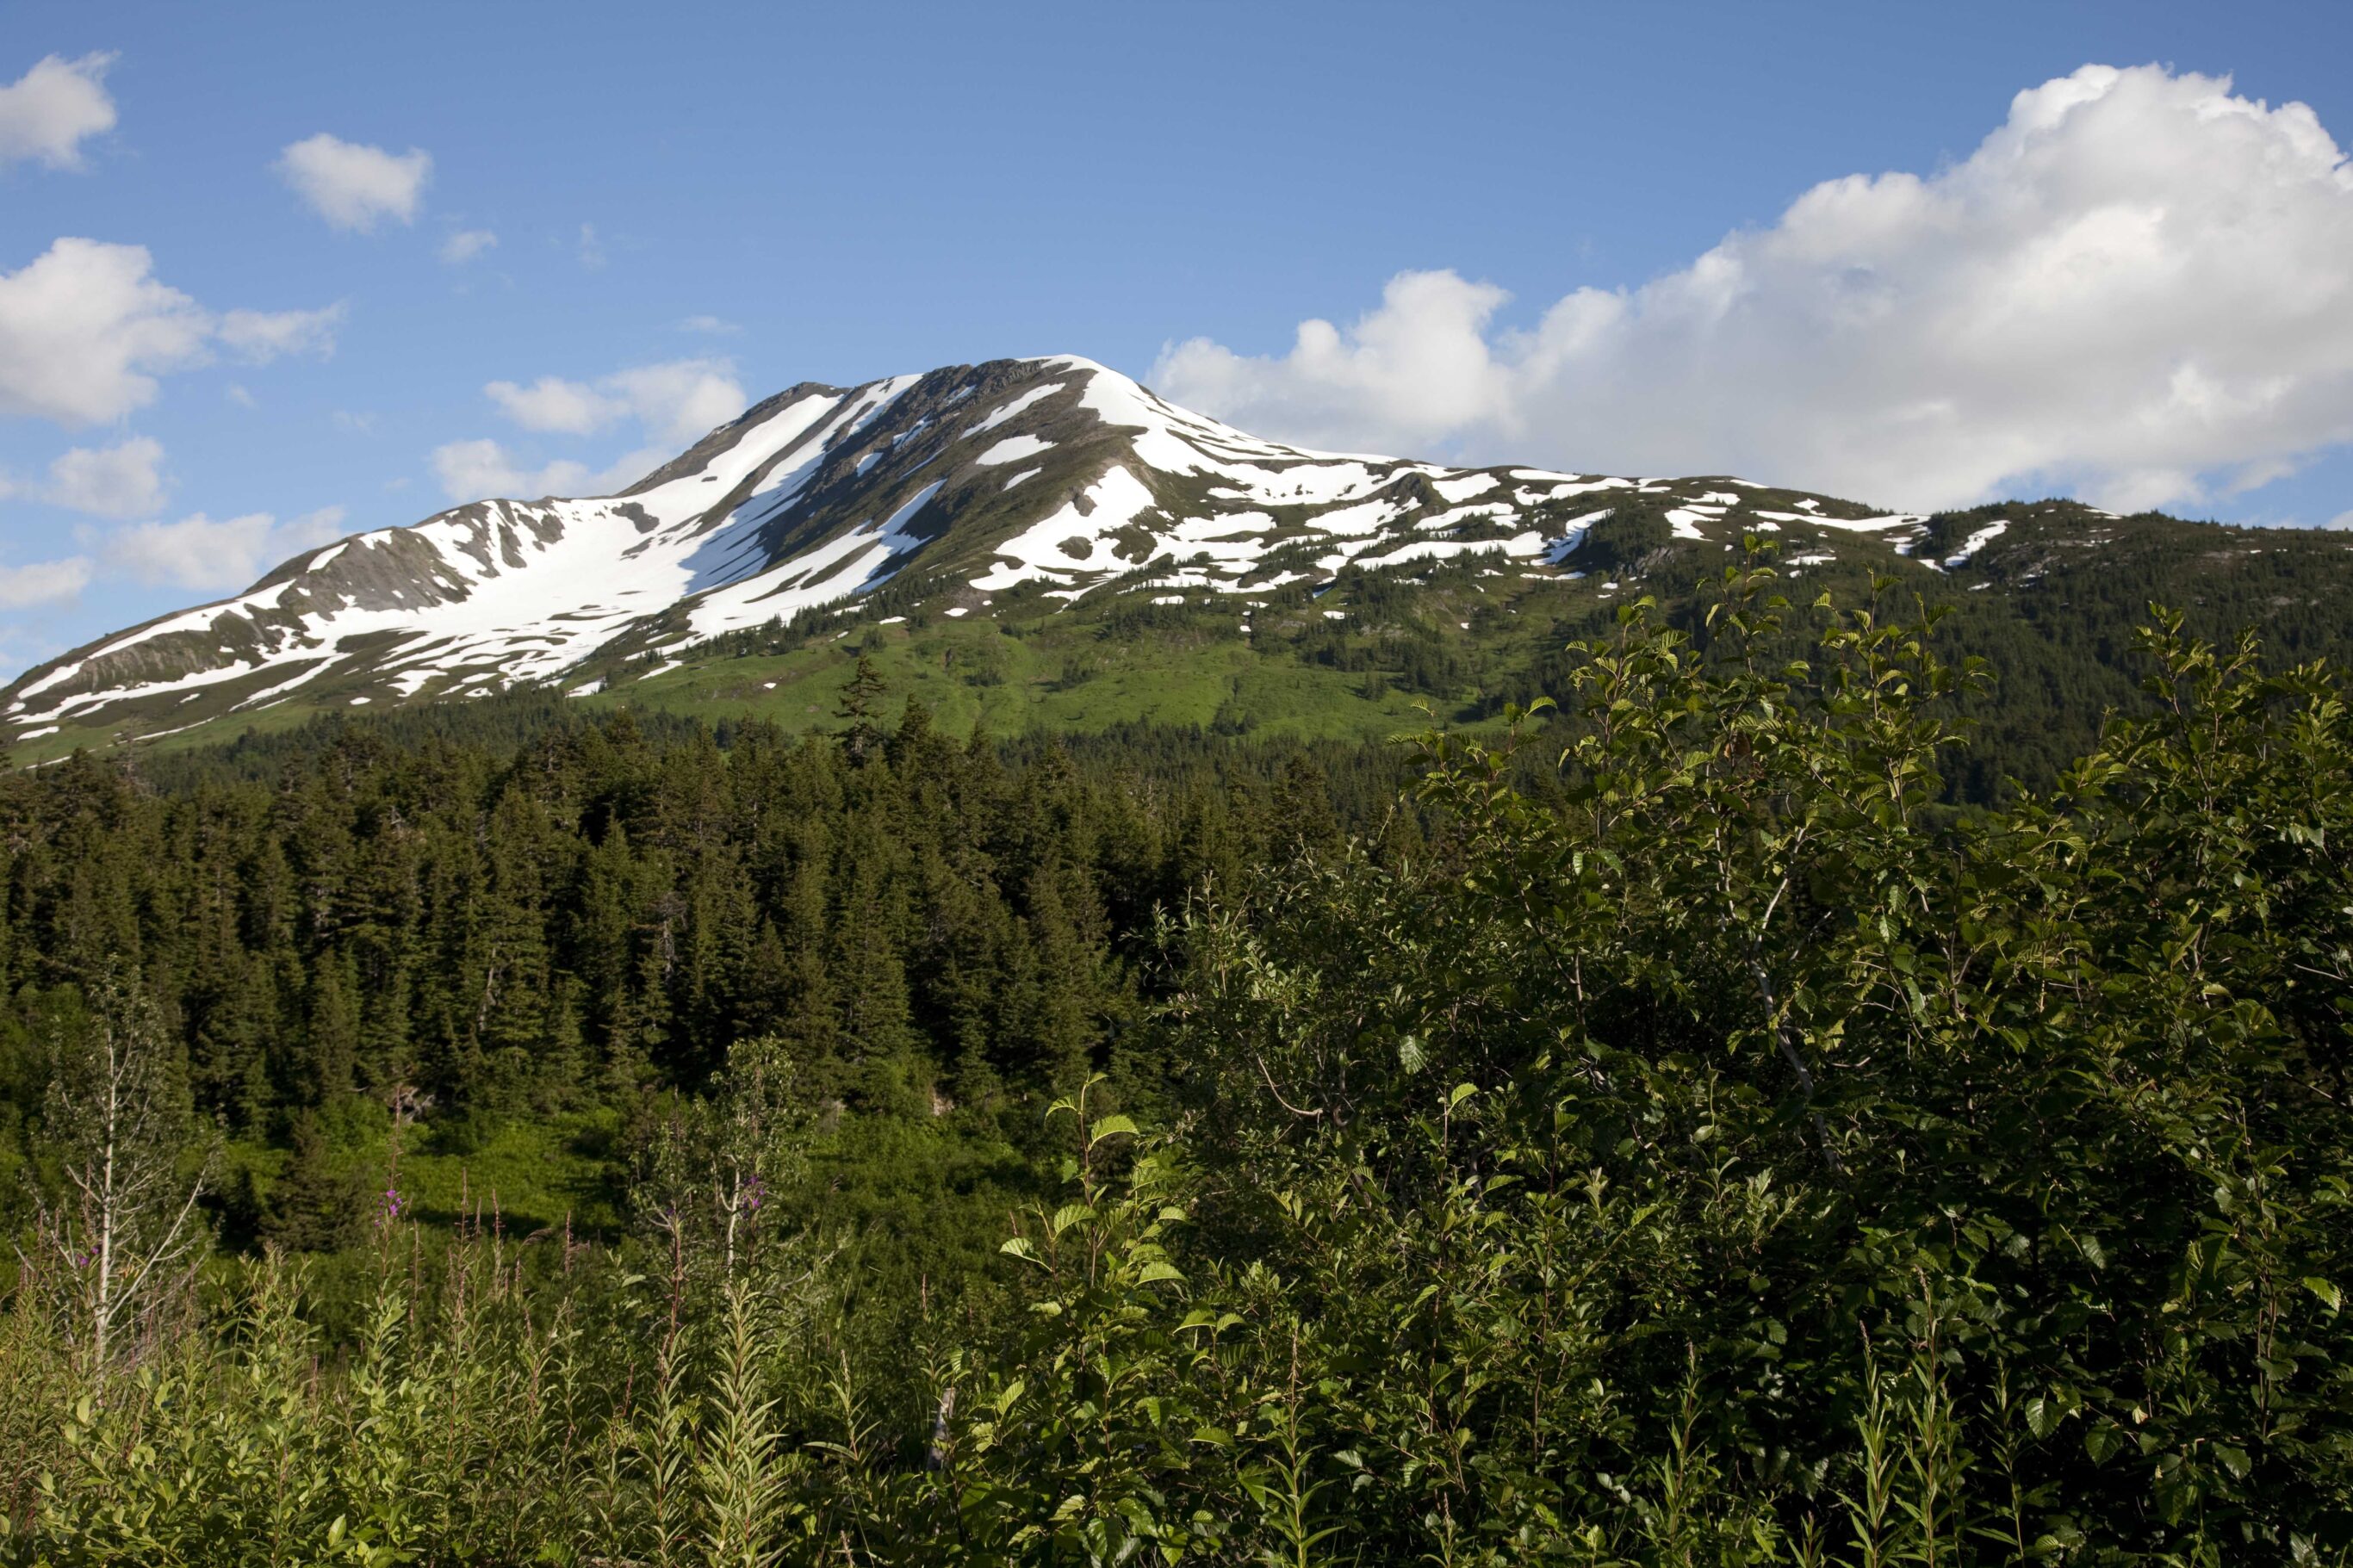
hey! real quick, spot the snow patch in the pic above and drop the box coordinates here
[976,434,1053,468]
[1941,521,2008,569]
[1432,473,1501,503]
[966,383,1063,437]
[972,466,1159,593]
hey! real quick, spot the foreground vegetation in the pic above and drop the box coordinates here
[2,565,2349,1564]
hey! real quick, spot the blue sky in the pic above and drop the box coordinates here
[3,0,2350,678]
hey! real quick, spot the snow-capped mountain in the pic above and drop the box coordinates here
[3,356,1937,747]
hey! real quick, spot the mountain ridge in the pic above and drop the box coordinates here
[8,353,2341,765]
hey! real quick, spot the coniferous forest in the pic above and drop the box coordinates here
[0,571,2349,1564]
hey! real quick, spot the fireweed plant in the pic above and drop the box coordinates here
[1,561,2349,1565]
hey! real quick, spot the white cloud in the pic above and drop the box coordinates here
[44,436,166,518]
[1156,64,2353,514]
[282,505,347,554]
[440,228,497,264]
[443,357,745,501]
[485,375,627,435]
[597,360,746,446]
[0,238,342,426]
[577,223,605,270]
[0,555,94,608]
[0,238,209,425]
[217,302,345,363]
[487,359,742,447]
[226,382,257,408]
[0,53,115,170]
[276,133,431,232]
[431,439,590,502]
[105,505,348,593]
[2329,510,2353,530]
[429,438,663,504]
[680,313,739,335]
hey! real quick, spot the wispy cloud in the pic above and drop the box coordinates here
[440,228,498,264]
[218,302,346,363]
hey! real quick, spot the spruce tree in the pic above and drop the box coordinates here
[262,1110,363,1253]
[835,654,890,764]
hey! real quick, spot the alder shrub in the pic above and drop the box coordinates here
[2,565,2347,1566]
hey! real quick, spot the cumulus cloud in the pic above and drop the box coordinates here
[276,133,431,232]
[485,376,628,436]
[0,52,116,170]
[432,438,590,501]
[0,239,340,426]
[439,228,497,264]
[599,361,746,446]
[440,357,745,502]
[217,302,345,363]
[44,436,166,518]
[1156,65,2353,515]
[429,438,664,504]
[105,505,348,593]
[0,555,94,608]
[484,360,743,445]
[680,314,739,335]
[0,238,209,425]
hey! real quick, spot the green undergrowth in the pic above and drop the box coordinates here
[4,579,2350,1563]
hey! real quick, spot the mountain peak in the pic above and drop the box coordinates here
[3,356,1936,753]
